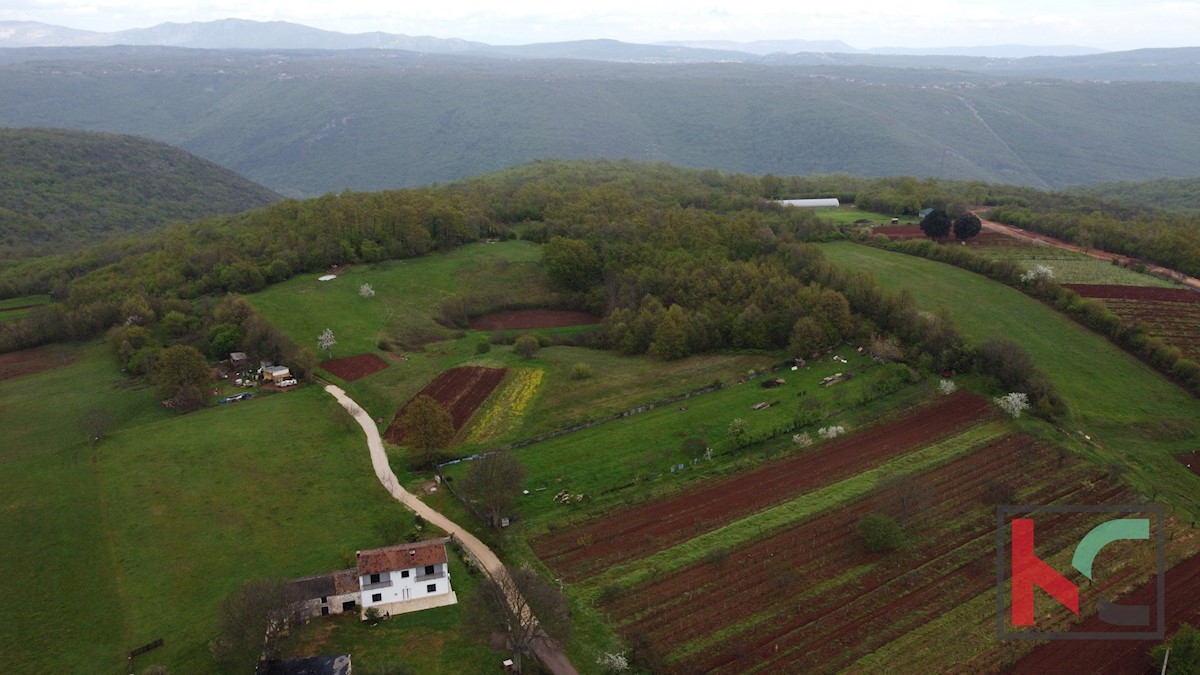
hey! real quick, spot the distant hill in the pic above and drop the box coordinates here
[2,49,1200,195]
[0,128,280,256]
[0,18,485,52]
[1070,176,1200,215]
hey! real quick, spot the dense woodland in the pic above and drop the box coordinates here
[0,128,280,258]
[0,159,1083,417]
[3,49,1200,194]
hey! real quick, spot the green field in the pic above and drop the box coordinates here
[444,347,924,527]
[250,241,783,455]
[0,344,426,673]
[0,293,49,322]
[976,244,1179,287]
[822,241,1200,514]
[814,206,897,225]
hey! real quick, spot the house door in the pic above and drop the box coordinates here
[402,588,410,600]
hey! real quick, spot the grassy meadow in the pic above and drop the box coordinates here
[821,241,1200,516]
[250,241,785,456]
[443,347,938,528]
[975,243,1179,287]
[0,343,426,673]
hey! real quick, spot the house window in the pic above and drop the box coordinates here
[426,584,436,593]
[371,593,382,603]
[369,573,380,584]
[342,600,357,612]
[401,570,410,578]
[424,565,435,575]
[320,596,328,603]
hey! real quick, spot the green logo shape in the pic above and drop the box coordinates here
[1072,518,1149,580]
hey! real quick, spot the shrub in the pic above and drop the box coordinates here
[475,340,491,355]
[570,361,593,379]
[514,334,540,358]
[858,512,905,553]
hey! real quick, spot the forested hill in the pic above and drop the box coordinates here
[0,128,281,257]
[2,49,1200,195]
[1069,176,1200,215]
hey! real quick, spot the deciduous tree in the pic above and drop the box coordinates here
[953,213,983,241]
[460,452,527,528]
[152,344,211,403]
[399,394,454,467]
[317,328,336,358]
[210,579,300,673]
[919,208,952,240]
[465,566,572,675]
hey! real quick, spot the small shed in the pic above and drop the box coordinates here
[263,365,292,382]
[230,352,249,367]
[919,208,935,219]
[777,198,840,208]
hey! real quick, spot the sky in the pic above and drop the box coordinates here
[3,0,1200,51]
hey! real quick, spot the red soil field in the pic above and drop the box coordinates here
[1010,550,1200,675]
[468,309,602,330]
[871,226,1011,245]
[1064,284,1200,303]
[0,347,75,382]
[320,353,388,382]
[872,225,925,240]
[1177,452,1200,477]
[601,439,1128,674]
[532,390,996,582]
[384,366,506,444]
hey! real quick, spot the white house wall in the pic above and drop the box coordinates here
[360,562,451,609]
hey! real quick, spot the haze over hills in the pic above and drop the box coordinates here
[0,128,280,256]
[2,38,1200,196]
[0,18,1107,61]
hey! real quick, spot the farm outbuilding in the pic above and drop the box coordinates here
[286,569,361,619]
[262,365,291,382]
[777,198,840,208]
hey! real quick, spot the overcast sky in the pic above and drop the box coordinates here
[4,0,1199,51]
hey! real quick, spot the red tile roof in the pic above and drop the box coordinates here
[357,538,449,576]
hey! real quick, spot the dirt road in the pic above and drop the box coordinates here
[325,384,578,675]
[975,212,1200,292]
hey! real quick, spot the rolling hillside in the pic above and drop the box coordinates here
[0,128,280,256]
[1,49,1200,195]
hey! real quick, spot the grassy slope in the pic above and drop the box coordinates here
[0,343,452,673]
[449,347,880,526]
[250,241,781,449]
[821,242,1200,514]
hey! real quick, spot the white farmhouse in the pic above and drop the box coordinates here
[357,538,457,616]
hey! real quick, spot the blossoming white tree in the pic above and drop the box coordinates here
[317,328,336,358]
[359,283,375,298]
[995,392,1030,418]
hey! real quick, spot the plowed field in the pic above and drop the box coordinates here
[0,347,75,382]
[1065,284,1200,303]
[320,353,388,381]
[1064,284,1200,359]
[1010,550,1200,674]
[384,366,506,444]
[604,438,1128,674]
[533,390,995,582]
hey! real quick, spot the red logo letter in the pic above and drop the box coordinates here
[1011,518,1079,625]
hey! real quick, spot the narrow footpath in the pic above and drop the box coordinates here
[325,384,579,675]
